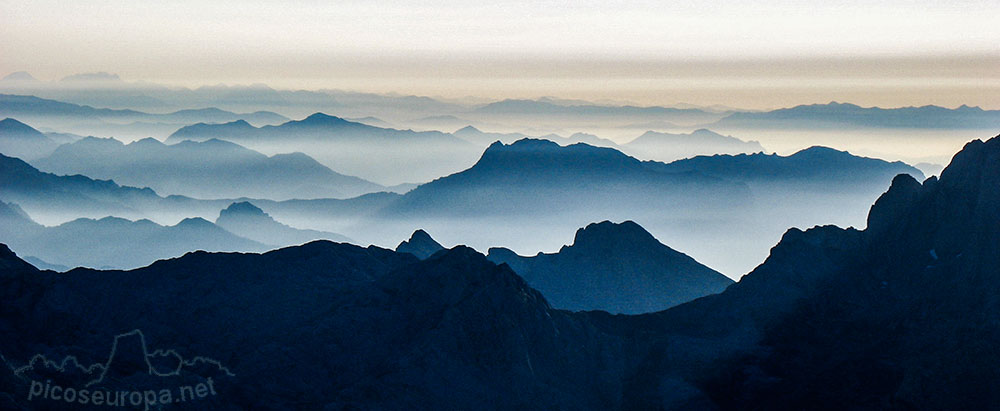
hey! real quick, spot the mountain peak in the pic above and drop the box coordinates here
[396,229,445,259]
[570,220,658,251]
[487,138,563,152]
[0,118,42,134]
[792,145,850,157]
[175,217,215,228]
[301,112,350,125]
[221,201,266,216]
[1,72,37,82]
[454,125,481,135]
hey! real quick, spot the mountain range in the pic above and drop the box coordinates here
[0,201,268,269]
[1,131,924,274]
[0,94,288,125]
[32,134,387,200]
[370,138,919,274]
[712,102,1000,130]
[2,133,998,409]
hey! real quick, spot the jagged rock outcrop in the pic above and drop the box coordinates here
[394,229,445,259]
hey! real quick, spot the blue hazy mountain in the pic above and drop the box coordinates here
[0,151,402,236]
[3,135,998,408]
[621,129,766,162]
[167,112,482,185]
[381,138,749,217]
[216,201,351,246]
[0,201,268,269]
[395,229,446,259]
[0,118,59,160]
[375,139,923,275]
[651,145,922,187]
[452,125,621,148]
[33,136,386,200]
[0,152,164,220]
[487,221,732,314]
[713,101,1000,129]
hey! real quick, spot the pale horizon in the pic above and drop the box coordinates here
[3,0,999,110]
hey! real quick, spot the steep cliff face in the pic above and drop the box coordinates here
[696,136,1000,409]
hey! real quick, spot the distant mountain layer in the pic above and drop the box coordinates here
[167,112,482,185]
[0,201,268,269]
[216,201,351,246]
[0,152,162,219]
[33,136,386,200]
[488,221,732,314]
[651,145,923,187]
[472,99,726,124]
[3,134,998,408]
[0,118,58,160]
[0,151,400,231]
[622,129,766,162]
[0,93,288,125]
[713,102,1000,129]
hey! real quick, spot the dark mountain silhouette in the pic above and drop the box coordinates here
[713,101,1000,129]
[166,113,481,185]
[2,134,1000,408]
[0,242,623,409]
[622,129,765,162]
[0,118,58,160]
[488,221,732,314]
[33,136,386,200]
[216,201,351,246]
[395,229,445,259]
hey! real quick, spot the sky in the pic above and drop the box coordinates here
[2,0,998,109]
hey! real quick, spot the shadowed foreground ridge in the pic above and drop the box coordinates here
[0,135,998,409]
